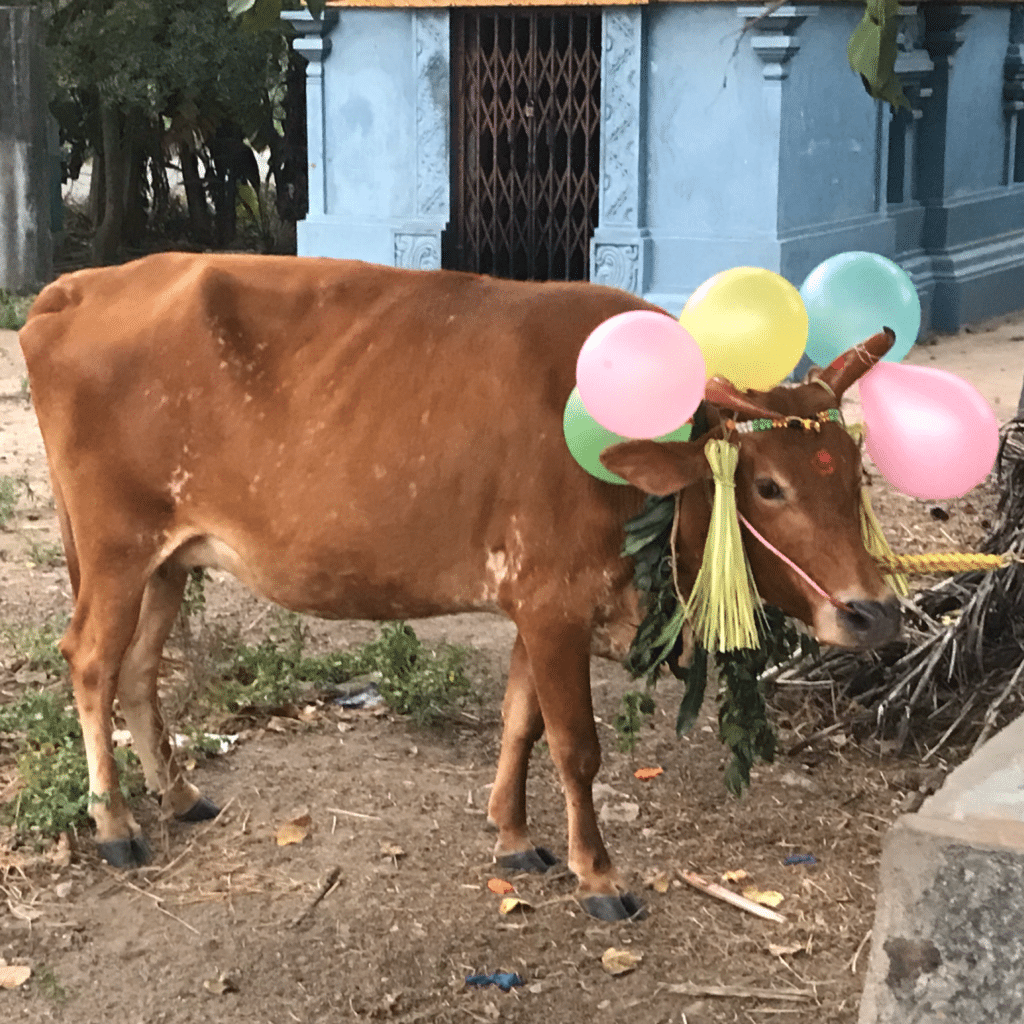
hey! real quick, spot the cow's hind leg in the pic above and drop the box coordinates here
[516,615,644,922]
[61,571,153,868]
[116,563,219,826]
[487,633,558,874]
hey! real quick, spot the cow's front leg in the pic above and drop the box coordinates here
[518,615,644,921]
[487,633,558,873]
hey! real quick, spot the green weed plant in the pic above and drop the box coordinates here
[206,618,472,726]
[2,618,68,678]
[0,689,140,836]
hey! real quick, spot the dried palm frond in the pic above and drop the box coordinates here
[777,418,1024,761]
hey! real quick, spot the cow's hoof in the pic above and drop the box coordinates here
[496,847,559,874]
[175,796,221,823]
[579,891,647,922]
[96,834,152,869]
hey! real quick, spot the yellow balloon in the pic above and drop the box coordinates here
[679,267,808,391]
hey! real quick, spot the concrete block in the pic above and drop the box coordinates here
[859,714,1024,1023]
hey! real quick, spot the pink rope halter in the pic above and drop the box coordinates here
[736,511,854,615]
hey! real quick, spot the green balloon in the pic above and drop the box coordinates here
[563,387,693,485]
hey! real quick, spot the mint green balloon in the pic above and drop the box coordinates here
[800,252,921,365]
[563,387,692,485]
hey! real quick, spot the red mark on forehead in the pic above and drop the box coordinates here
[827,352,847,371]
[813,448,835,475]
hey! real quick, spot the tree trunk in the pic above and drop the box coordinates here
[179,144,211,244]
[122,115,149,247]
[92,103,126,264]
[88,149,104,229]
[1017,371,1023,418]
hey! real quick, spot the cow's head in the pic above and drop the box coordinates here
[601,330,900,649]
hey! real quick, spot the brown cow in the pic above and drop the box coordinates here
[20,253,899,921]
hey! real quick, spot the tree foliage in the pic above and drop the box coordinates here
[41,0,309,262]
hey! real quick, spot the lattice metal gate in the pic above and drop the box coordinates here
[449,8,601,281]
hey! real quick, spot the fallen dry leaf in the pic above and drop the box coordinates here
[633,766,664,781]
[722,869,749,884]
[0,964,31,989]
[643,869,671,894]
[742,887,784,908]
[48,833,72,869]
[498,896,533,915]
[769,942,806,956]
[487,878,515,895]
[380,842,406,859]
[275,813,312,847]
[600,947,643,976]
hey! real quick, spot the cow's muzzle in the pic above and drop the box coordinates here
[837,597,902,648]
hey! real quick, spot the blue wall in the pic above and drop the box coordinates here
[293,2,1024,335]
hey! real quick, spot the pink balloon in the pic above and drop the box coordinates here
[859,362,1000,500]
[575,311,706,439]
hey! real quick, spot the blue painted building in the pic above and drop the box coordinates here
[285,2,1024,335]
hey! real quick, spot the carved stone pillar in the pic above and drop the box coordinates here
[589,7,648,294]
[917,6,973,206]
[393,9,449,270]
[889,5,934,205]
[284,8,338,218]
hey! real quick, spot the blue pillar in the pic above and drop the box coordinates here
[590,6,651,294]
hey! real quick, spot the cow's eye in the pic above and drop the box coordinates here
[756,478,784,501]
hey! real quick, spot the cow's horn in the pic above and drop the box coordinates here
[810,328,896,399]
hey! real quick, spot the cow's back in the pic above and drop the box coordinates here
[21,253,653,621]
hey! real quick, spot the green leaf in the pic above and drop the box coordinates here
[675,646,707,737]
[307,0,326,18]
[241,0,284,33]
[724,757,749,798]
[847,0,910,111]
[236,180,261,223]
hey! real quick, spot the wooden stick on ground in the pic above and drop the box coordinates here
[663,982,813,1002]
[290,866,342,929]
[678,870,785,923]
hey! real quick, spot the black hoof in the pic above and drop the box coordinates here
[579,891,647,922]
[97,834,152,869]
[496,847,559,874]
[175,796,221,823]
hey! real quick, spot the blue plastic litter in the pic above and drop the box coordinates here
[784,854,817,866]
[465,972,525,992]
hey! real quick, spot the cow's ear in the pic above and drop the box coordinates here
[600,440,711,496]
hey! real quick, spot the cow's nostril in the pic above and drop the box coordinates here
[839,599,901,646]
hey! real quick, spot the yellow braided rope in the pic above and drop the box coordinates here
[875,552,1017,574]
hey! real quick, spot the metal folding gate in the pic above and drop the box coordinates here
[449,8,601,281]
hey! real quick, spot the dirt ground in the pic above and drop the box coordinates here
[0,314,1021,1024]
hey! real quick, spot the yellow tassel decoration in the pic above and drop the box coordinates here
[846,423,910,597]
[858,487,911,596]
[684,440,762,652]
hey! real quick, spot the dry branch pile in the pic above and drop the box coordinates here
[776,418,1024,762]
